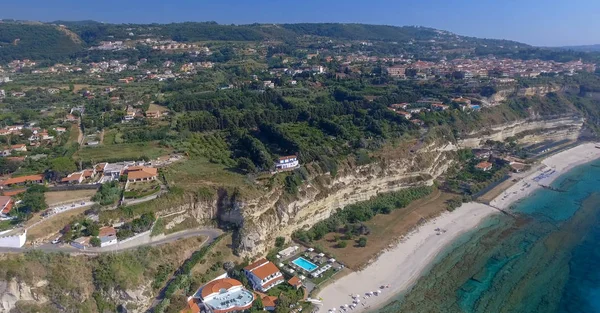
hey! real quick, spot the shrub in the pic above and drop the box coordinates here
[336,240,347,248]
[357,236,367,247]
[275,236,285,248]
[90,237,101,247]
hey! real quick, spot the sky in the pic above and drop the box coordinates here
[1,0,599,47]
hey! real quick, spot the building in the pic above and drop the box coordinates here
[11,144,26,152]
[127,166,158,182]
[385,66,406,78]
[260,294,278,311]
[61,172,84,184]
[275,156,299,171]
[1,174,44,188]
[99,226,118,247]
[196,278,254,313]
[431,103,449,111]
[244,258,285,292]
[395,111,412,119]
[0,196,13,219]
[475,161,493,171]
[287,276,303,289]
[0,228,26,248]
[146,111,161,119]
[71,236,90,250]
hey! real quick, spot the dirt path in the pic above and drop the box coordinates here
[77,122,84,146]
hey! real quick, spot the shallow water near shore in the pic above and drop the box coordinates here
[372,159,600,313]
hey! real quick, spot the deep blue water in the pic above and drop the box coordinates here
[374,158,600,313]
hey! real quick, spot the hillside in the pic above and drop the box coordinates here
[0,22,84,62]
[0,20,596,63]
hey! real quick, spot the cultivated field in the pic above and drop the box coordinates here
[74,142,171,162]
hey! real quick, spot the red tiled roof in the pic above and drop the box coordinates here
[127,167,158,180]
[2,189,26,196]
[0,196,12,214]
[201,278,243,298]
[246,260,281,281]
[288,276,302,287]
[1,174,43,186]
[99,227,116,237]
[475,161,493,169]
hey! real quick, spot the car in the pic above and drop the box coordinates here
[81,202,86,205]
[71,204,75,207]
[51,238,61,244]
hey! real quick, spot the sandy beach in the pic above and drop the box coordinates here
[315,142,600,313]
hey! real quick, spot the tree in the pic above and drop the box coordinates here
[50,157,77,177]
[275,236,285,248]
[223,261,235,272]
[336,240,347,248]
[237,157,257,174]
[20,186,48,214]
[90,236,101,247]
[357,237,368,247]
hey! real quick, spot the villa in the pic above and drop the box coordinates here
[194,277,254,313]
[275,155,299,172]
[244,258,285,292]
[475,161,493,171]
[126,166,158,182]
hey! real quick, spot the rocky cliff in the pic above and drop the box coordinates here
[482,84,563,106]
[229,115,586,257]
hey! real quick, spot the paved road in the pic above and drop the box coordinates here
[0,228,222,254]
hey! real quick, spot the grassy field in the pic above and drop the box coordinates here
[67,124,80,145]
[45,189,97,206]
[313,189,455,270]
[74,141,171,162]
[162,157,260,197]
[148,103,169,112]
[26,206,90,243]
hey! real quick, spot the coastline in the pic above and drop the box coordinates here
[315,142,600,313]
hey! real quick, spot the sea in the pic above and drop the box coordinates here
[372,158,600,313]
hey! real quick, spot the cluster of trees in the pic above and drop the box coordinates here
[92,181,122,206]
[61,218,100,242]
[18,185,48,216]
[116,212,156,240]
[0,23,83,62]
[294,186,433,242]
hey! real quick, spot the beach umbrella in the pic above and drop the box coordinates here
[354,299,360,303]
[354,295,360,298]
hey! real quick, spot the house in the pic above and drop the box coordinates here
[390,103,410,110]
[1,174,44,188]
[287,276,302,289]
[146,110,161,119]
[431,103,449,111]
[61,172,84,184]
[275,156,299,171]
[99,226,118,247]
[71,237,90,250]
[385,66,406,78]
[475,161,493,171]
[196,278,254,313]
[95,163,108,173]
[54,127,67,133]
[103,163,125,179]
[65,114,79,122]
[260,294,278,311]
[411,119,425,126]
[127,166,158,182]
[510,162,527,173]
[0,196,14,218]
[395,111,412,119]
[473,149,492,160]
[11,144,26,152]
[244,258,285,292]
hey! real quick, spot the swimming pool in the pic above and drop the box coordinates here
[292,257,318,272]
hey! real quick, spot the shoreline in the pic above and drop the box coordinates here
[315,142,600,313]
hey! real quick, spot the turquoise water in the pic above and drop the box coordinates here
[293,257,318,272]
[374,159,600,313]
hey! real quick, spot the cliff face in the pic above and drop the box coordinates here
[0,279,48,312]
[165,114,586,258]
[482,84,563,106]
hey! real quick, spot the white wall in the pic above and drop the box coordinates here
[0,231,26,248]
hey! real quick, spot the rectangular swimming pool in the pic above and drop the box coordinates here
[292,257,318,272]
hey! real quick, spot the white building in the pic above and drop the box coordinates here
[0,228,26,248]
[243,258,285,292]
[276,155,299,171]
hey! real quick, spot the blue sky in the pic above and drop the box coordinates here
[2,0,599,46]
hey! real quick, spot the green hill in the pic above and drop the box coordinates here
[0,22,83,62]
